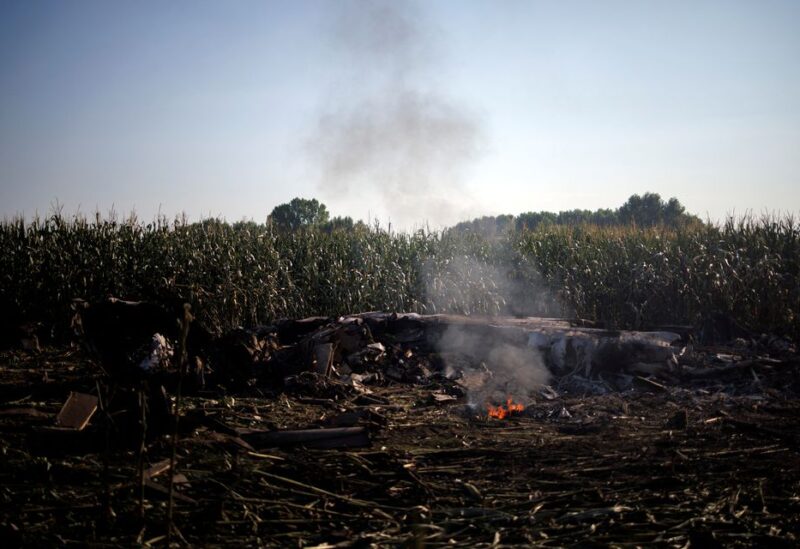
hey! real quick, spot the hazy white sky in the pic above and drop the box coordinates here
[1,0,798,228]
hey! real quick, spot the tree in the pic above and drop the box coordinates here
[268,198,330,231]
[618,193,662,226]
[516,211,558,231]
[617,193,700,227]
[449,215,515,238]
[664,197,686,226]
[320,216,359,233]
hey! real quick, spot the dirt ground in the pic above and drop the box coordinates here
[1,320,799,547]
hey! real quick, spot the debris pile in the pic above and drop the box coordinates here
[0,301,798,546]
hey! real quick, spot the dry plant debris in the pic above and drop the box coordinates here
[0,312,798,547]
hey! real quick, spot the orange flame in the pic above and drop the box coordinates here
[487,397,525,419]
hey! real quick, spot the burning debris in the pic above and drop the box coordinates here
[486,397,525,419]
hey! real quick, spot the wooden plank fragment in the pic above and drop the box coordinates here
[55,392,98,430]
[144,459,172,479]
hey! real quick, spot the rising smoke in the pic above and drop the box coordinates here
[436,322,551,408]
[424,255,560,407]
[307,0,484,228]
[309,2,551,402]
[423,255,568,318]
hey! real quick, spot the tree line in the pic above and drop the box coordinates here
[268,193,702,234]
[450,193,701,236]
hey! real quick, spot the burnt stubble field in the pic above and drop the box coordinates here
[1,311,799,547]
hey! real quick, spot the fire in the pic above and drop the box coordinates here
[487,397,525,419]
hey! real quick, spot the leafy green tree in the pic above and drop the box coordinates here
[516,211,558,231]
[591,208,618,226]
[268,198,330,231]
[449,214,514,238]
[618,193,667,226]
[664,197,689,226]
[320,216,361,233]
[618,193,699,227]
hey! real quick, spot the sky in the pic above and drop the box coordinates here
[1,0,798,229]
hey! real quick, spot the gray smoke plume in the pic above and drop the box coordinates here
[437,323,551,408]
[307,0,484,228]
[425,256,559,407]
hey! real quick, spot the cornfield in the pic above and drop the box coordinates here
[1,213,798,342]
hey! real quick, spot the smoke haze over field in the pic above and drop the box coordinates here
[308,0,484,228]
[1,1,798,224]
[423,255,567,319]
